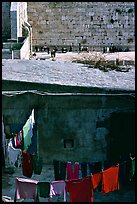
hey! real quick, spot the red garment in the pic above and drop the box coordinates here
[102,165,120,194]
[66,162,79,180]
[22,150,33,178]
[91,172,102,189]
[65,176,93,202]
[15,135,20,147]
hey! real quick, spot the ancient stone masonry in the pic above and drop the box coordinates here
[2,2,11,42]
[27,2,135,51]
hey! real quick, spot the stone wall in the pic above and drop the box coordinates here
[2,2,11,42]
[27,2,135,51]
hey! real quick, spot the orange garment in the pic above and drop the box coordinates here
[102,165,120,194]
[91,172,102,189]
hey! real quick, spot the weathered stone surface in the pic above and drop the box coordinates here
[27,2,135,50]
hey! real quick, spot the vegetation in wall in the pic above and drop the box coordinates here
[12,43,22,50]
[127,37,133,43]
[128,8,133,13]
[72,53,131,72]
[81,39,87,44]
[22,25,29,38]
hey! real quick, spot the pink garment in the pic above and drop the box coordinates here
[15,177,38,201]
[66,162,79,180]
[50,180,66,202]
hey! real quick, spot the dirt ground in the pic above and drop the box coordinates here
[33,51,135,63]
[2,164,135,202]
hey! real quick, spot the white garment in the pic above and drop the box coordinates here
[30,109,35,138]
[8,140,21,166]
[50,180,66,202]
[2,119,6,156]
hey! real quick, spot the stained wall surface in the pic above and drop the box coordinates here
[27,2,135,51]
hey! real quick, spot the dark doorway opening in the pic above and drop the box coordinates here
[107,111,135,162]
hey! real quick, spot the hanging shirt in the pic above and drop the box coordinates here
[30,109,35,138]
[53,160,66,180]
[23,118,32,152]
[15,134,20,147]
[65,176,93,202]
[36,181,50,202]
[22,150,33,178]
[66,162,79,180]
[50,180,66,202]
[8,140,21,166]
[102,165,120,194]
[15,177,38,202]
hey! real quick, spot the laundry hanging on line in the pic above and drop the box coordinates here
[8,139,21,166]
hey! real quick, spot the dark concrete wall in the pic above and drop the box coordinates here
[2,89,135,164]
[36,95,134,164]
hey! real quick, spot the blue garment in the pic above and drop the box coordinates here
[81,162,88,178]
[27,124,37,154]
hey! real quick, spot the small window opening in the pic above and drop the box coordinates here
[64,139,74,148]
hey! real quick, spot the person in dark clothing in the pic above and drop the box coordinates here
[79,43,81,52]
[51,47,57,59]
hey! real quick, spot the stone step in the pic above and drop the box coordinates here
[2,49,12,59]
[7,38,17,43]
[3,42,13,49]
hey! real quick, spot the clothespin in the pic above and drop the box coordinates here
[129,153,132,159]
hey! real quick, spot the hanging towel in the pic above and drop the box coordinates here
[131,159,135,178]
[15,177,38,202]
[32,155,43,175]
[22,150,33,178]
[65,176,93,202]
[66,162,79,180]
[102,165,120,194]
[53,160,60,180]
[53,160,66,180]
[80,162,88,178]
[91,172,102,189]
[60,161,67,180]
[36,181,50,202]
[50,180,66,202]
